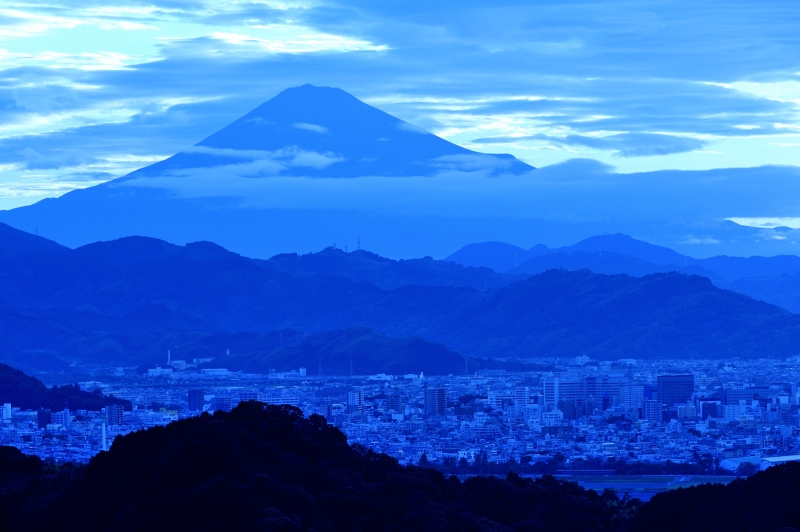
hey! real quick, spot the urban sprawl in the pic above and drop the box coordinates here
[5,356,800,476]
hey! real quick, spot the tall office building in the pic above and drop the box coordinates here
[424,388,447,416]
[106,404,124,426]
[657,375,695,407]
[544,378,584,408]
[514,387,530,406]
[3,403,10,420]
[188,389,204,411]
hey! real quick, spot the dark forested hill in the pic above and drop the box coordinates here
[633,462,800,532]
[196,326,468,375]
[0,363,130,411]
[378,269,800,360]
[0,222,68,258]
[0,403,638,531]
[0,234,799,363]
[262,247,518,290]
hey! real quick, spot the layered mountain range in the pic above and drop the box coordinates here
[1,84,796,260]
[0,220,799,373]
[447,233,800,313]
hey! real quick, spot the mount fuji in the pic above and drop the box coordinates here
[0,85,536,258]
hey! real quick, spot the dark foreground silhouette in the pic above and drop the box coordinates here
[632,461,800,532]
[4,402,800,531]
[0,402,638,531]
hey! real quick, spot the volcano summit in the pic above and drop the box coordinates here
[0,85,534,258]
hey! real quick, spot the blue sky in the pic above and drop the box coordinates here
[0,0,799,221]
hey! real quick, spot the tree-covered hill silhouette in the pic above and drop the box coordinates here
[0,402,638,531]
[0,363,130,411]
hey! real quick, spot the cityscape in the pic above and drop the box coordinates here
[8,354,800,487]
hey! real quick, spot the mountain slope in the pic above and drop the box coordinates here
[203,326,468,376]
[507,250,718,279]
[0,236,798,360]
[0,363,130,411]
[127,84,532,179]
[444,241,550,272]
[262,247,519,290]
[0,85,534,257]
[373,270,800,360]
[0,222,67,258]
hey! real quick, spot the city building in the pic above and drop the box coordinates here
[643,400,663,423]
[50,409,71,429]
[213,397,233,412]
[657,375,695,407]
[188,389,204,411]
[37,409,51,429]
[424,388,446,416]
[106,404,124,426]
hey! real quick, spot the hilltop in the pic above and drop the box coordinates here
[0,402,637,531]
[0,363,130,411]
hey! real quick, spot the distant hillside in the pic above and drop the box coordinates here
[0,235,797,361]
[374,270,800,360]
[445,234,685,272]
[262,247,518,290]
[448,233,800,312]
[0,403,637,531]
[444,241,550,272]
[200,326,467,375]
[0,222,67,258]
[0,363,130,411]
[506,250,718,279]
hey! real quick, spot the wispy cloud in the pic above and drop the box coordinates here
[471,133,707,157]
[0,0,798,198]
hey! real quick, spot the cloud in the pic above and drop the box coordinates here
[472,132,706,157]
[293,122,329,134]
[727,217,800,230]
[17,148,96,169]
[129,146,346,180]
[396,121,430,134]
[431,153,513,173]
[679,237,722,245]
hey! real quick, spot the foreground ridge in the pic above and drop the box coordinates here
[1,402,637,531]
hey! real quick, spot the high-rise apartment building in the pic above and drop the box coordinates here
[106,404,124,426]
[188,389,204,411]
[424,388,447,416]
[514,387,530,406]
